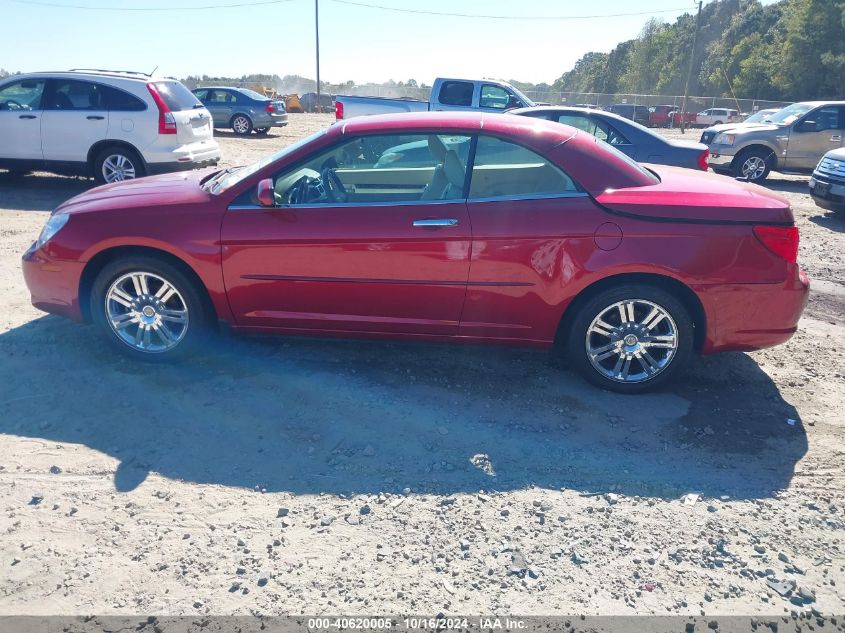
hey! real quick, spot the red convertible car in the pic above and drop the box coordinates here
[22,112,808,393]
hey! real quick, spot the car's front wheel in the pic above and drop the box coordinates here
[91,256,210,360]
[732,147,773,183]
[231,115,253,135]
[565,284,694,393]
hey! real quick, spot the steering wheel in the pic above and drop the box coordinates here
[321,168,348,203]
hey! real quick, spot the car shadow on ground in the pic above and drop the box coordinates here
[212,130,281,140]
[809,211,845,233]
[0,316,806,501]
[0,172,92,212]
[764,176,810,195]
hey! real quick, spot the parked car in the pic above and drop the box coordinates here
[512,106,709,170]
[0,70,219,183]
[707,101,845,182]
[191,87,287,135]
[22,111,808,393]
[605,104,650,126]
[647,104,697,128]
[335,78,536,120]
[695,108,741,127]
[809,147,845,213]
[699,107,782,145]
[300,92,335,113]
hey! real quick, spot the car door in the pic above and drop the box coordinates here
[461,134,599,342]
[220,132,472,335]
[40,79,108,163]
[784,106,845,171]
[205,89,234,127]
[0,78,46,160]
[432,80,475,112]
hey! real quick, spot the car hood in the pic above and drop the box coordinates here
[55,170,216,215]
[712,123,781,137]
[703,122,772,134]
[820,146,845,161]
[596,164,792,224]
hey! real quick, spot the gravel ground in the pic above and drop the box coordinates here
[0,114,843,618]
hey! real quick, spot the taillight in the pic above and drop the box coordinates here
[753,225,798,264]
[697,149,709,171]
[265,102,276,113]
[146,83,177,135]
[335,101,344,120]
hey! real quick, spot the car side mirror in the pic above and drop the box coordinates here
[796,120,817,132]
[256,178,275,207]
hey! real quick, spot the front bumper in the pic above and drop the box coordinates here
[698,266,810,354]
[809,173,845,212]
[707,144,738,169]
[22,243,86,322]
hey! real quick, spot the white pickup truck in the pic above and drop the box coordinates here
[335,77,538,120]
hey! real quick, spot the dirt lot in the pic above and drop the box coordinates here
[0,114,843,618]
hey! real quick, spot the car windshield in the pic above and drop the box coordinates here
[237,88,268,101]
[745,109,776,123]
[767,103,813,125]
[507,84,536,107]
[204,127,330,194]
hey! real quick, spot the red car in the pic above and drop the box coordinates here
[22,112,809,393]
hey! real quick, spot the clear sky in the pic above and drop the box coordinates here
[1,0,778,85]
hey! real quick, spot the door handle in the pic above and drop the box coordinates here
[87,115,105,120]
[830,134,842,142]
[412,218,459,228]
[18,114,36,119]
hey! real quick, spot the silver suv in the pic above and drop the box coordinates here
[0,69,221,183]
[706,101,845,183]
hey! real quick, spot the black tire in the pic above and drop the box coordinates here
[231,114,253,136]
[564,284,694,394]
[93,146,145,185]
[90,255,211,361]
[254,127,270,135]
[713,120,723,125]
[732,147,773,183]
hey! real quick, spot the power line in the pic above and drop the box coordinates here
[330,0,693,20]
[7,0,295,10]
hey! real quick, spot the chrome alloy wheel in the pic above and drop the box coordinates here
[740,156,767,180]
[105,272,189,353]
[232,116,250,134]
[585,299,679,383]
[101,154,137,183]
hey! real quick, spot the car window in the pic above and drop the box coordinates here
[0,79,45,111]
[479,84,510,110]
[768,102,813,125]
[149,81,202,111]
[238,88,267,101]
[45,79,106,110]
[193,89,209,101]
[208,90,236,104]
[468,135,578,199]
[807,106,842,131]
[438,81,473,107]
[556,114,629,146]
[102,85,146,112]
[268,133,472,206]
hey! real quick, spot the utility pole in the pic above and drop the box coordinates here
[679,0,703,134]
[315,0,321,113]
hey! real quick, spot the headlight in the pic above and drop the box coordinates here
[713,133,735,146]
[36,213,69,249]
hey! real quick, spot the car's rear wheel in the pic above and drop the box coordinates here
[231,115,253,135]
[732,147,773,183]
[91,256,210,361]
[94,146,145,184]
[565,284,694,393]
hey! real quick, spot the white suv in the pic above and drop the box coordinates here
[695,108,741,127]
[0,70,220,183]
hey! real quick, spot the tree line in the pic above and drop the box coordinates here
[528,0,844,101]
